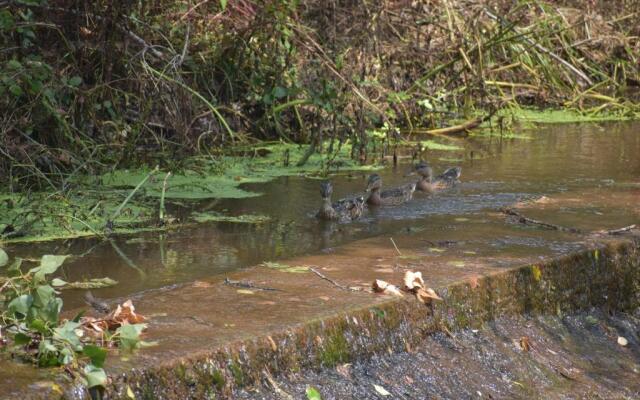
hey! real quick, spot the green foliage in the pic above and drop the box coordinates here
[0,250,146,390]
[306,387,322,400]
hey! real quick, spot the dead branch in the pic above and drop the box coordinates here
[501,208,582,233]
[309,267,357,292]
[605,225,637,235]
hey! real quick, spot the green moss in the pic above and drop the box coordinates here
[211,369,225,391]
[318,329,350,367]
[228,362,244,386]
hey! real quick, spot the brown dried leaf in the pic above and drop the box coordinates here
[519,336,531,352]
[403,271,424,291]
[336,363,352,379]
[415,287,442,304]
[373,279,390,292]
[372,279,403,296]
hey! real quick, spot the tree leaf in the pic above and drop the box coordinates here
[306,387,322,400]
[32,255,68,283]
[219,0,227,10]
[14,332,31,345]
[0,248,8,267]
[83,345,107,368]
[84,364,107,388]
[33,285,56,308]
[373,384,391,396]
[8,294,33,317]
[53,321,82,350]
[51,278,67,287]
[117,324,146,351]
[68,76,82,87]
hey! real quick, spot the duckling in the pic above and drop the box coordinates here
[365,174,416,206]
[316,181,365,222]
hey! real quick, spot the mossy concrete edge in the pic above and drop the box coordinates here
[52,236,640,399]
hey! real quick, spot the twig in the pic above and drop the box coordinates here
[223,278,281,292]
[262,369,293,400]
[309,267,356,292]
[501,208,582,233]
[390,237,402,256]
[605,225,636,235]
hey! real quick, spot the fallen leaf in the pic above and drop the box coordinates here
[403,271,424,291]
[372,280,403,297]
[336,363,352,379]
[415,287,442,304]
[318,296,331,301]
[267,336,277,351]
[193,281,212,288]
[519,336,531,352]
[447,261,466,267]
[236,289,255,295]
[618,336,628,346]
[373,384,391,396]
[306,387,322,400]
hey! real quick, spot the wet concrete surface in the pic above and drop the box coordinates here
[237,309,640,400]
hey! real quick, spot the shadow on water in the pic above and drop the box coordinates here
[5,121,640,308]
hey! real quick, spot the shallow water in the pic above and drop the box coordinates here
[4,121,640,308]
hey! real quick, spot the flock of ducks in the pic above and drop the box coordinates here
[316,162,462,222]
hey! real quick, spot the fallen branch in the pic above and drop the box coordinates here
[501,208,582,233]
[309,267,357,292]
[604,225,637,235]
[223,278,281,292]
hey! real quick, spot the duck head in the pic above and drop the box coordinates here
[320,181,333,199]
[365,174,382,192]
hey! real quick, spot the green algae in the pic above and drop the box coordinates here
[416,140,463,151]
[499,107,639,125]
[261,261,309,274]
[1,141,381,243]
[99,142,381,201]
[0,191,158,244]
[191,212,271,224]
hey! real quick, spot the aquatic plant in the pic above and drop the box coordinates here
[0,249,148,393]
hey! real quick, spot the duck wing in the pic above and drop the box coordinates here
[435,167,462,185]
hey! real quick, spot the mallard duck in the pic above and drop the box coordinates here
[316,181,365,221]
[409,162,461,192]
[435,166,462,186]
[365,174,416,206]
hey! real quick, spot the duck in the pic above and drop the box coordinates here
[435,166,462,187]
[409,162,462,192]
[365,174,416,206]
[316,181,365,222]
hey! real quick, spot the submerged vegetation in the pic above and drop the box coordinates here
[1,0,639,242]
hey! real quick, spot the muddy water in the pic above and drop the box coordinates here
[4,122,640,309]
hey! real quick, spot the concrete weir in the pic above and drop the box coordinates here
[17,229,637,399]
